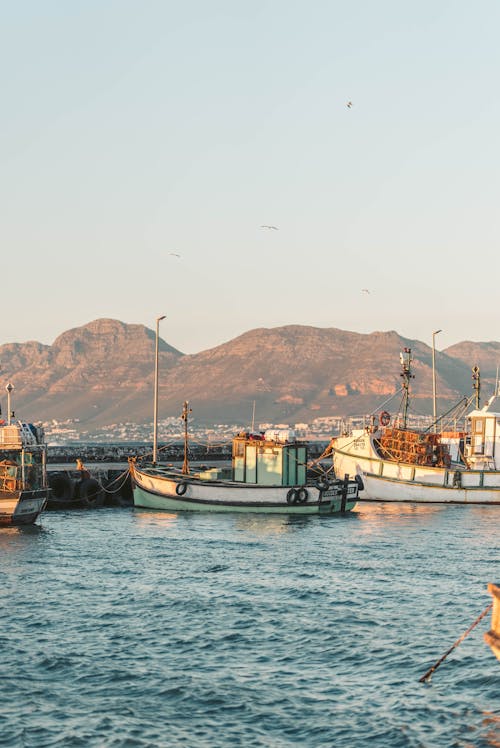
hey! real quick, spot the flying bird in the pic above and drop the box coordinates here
[361,288,370,294]
[347,101,352,108]
[169,252,181,258]
[260,225,279,230]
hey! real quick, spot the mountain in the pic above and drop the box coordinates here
[0,318,494,428]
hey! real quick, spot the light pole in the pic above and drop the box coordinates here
[153,315,166,464]
[432,329,442,432]
[6,383,14,426]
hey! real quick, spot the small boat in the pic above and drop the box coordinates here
[329,349,500,504]
[129,402,360,514]
[0,386,49,525]
[484,584,500,661]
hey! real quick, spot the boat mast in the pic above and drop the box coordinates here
[400,348,414,430]
[181,400,192,475]
[472,365,480,409]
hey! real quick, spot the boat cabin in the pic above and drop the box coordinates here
[231,430,307,486]
[0,421,47,493]
[466,394,500,469]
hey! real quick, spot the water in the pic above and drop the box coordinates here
[0,503,498,747]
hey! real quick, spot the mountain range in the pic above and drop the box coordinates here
[0,318,498,428]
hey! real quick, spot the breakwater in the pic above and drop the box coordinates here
[46,441,330,465]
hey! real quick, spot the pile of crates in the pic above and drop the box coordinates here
[376,428,451,467]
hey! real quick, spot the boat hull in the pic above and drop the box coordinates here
[131,466,357,514]
[0,489,48,526]
[362,471,500,504]
[332,433,500,504]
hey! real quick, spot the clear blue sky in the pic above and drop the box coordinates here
[2,1,499,354]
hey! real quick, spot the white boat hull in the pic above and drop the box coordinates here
[361,471,500,504]
[131,465,358,515]
[332,433,500,504]
[0,489,48,526]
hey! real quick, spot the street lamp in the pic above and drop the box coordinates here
[153,315,166,464]
[432,329,442,432]
[6,383,14,426]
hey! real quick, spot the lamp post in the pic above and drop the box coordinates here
[153,315,166,464]
[6,383,14,426]
[432,329,442,432]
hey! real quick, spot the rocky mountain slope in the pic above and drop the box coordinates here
[0,319,495,427]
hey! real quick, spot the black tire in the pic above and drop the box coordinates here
[286,488,297,504]
[176,481,188,496]
[315,478,329,492]
[296,487,308,504]
[354,475,364,491]
[78,478,104,508]
[48,473,74,500]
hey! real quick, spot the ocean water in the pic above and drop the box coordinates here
[0,502,498,748]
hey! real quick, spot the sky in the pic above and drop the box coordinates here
[2,1,499,354]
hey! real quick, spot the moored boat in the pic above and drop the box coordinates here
[130,403,360,515]
[329,349,500,504]
[0,384,49,525]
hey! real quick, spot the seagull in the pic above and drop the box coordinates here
[361,288,370,294]
[169,252,181,258]
[347,101,352,108]
[260,225,279,230]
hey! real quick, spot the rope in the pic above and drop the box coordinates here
[419,602,493,683]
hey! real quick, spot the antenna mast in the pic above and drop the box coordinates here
[400,348,414,430]
[181,400,192,475]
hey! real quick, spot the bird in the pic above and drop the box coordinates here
[347,101,352,108]
[169,252,181,258]
[361,288,370,294]
[260,225,279,230]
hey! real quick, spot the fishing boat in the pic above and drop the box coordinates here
[129,402,360,514]
[0,384,49,525]
[328,349,500,504]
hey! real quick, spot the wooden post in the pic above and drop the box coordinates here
[484,583,500,661]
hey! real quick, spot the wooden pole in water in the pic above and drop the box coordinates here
[419,602,493,683]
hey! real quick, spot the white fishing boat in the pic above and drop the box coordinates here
[130,403,360,515]
[329,349,500,504]
[0,384,49,525]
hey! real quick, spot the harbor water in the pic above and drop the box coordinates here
[1,502,499,747]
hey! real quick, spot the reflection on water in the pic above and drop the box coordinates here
[233,513,316,535]
[0,522,44,546]
[133,509,179,530]
[481,712,500,747]
[355,501,448,531]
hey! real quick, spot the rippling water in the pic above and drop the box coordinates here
[1,503,499,747]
